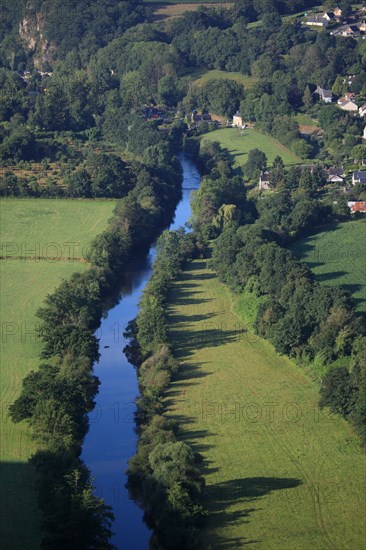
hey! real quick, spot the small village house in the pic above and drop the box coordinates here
[324,167,345,183]
[341,25,360,36]
[337,97,358,113]
[334,7,342,17]
[323,12,335,21]
[352,170,366,185]
[314,86,333,103]
[347,201,366,213]
[258,171,271,191]
[363,125,366,140]
[304,14,329,27]
[232,112,245,128]
[359,103,366,117]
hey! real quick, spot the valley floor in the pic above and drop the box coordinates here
[165,258,366,549]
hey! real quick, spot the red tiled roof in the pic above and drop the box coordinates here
[350,201,366,213]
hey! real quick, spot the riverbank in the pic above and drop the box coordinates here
[165,257,366,549]
[7,152,183,548]
[82,154,201,548]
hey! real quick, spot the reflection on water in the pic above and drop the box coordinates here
[82,154,201,550]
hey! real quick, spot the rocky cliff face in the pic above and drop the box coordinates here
[18,3,55,69]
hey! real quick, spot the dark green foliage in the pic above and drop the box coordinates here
[245,148,267,180]
[31,451,115,550]
[127,227,206,548]
[191,140,246,240]
[320,367,353,417]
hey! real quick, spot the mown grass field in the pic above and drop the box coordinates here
[200,128,301,168]
[0,199,115,258]
[291,219,366,315]
[165,258,366,549]
[187,68,257,89]
[0,199,115,549]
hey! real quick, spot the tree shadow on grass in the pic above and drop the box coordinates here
[315,271,348,283]
[205,477,303,548]
[172,325,248,356]
[168,312,214,324]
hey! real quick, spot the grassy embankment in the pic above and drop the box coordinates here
[0,199,115,549]
[165,257,366,549]
[200,128,301,168]
[291,219,366,315]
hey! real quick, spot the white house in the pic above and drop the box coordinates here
[258,171,271,191]
[232,112,245,128]
[359,103,366,117]
[324,167,345,183]
[334,7,342,17]
[323,12,335,21]
[337,99,359,112]
[363,125,366,140]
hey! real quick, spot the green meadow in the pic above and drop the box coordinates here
[0,199,115,258]
[188,68,257,89]
[0,199,115,548]
[200,128,301,168]
[165,258,366,549]
[291,219,366,315]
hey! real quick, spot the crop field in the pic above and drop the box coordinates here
[200,128,301,167]
[187,68,257,89]
[165,258,366,549]
[291,219,366,315]
[0,199,115,548]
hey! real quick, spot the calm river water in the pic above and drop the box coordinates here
[81,154,201,549]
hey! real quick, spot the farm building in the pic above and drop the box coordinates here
[348,201,366,213]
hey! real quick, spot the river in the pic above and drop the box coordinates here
[81,154,201,549]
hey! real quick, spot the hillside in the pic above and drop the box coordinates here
[291,219,366,315]
[200,128,301,167]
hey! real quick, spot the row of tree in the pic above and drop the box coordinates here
[125,229,207,549]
